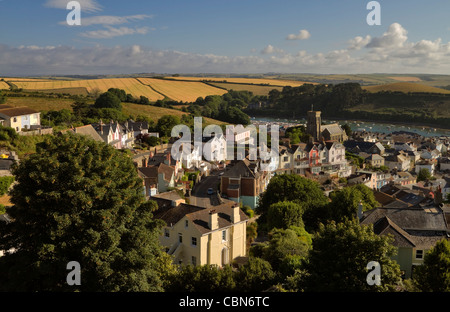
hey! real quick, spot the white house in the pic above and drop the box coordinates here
[394,142,417,152]
[203,134,227,162]
[415,160,436,176]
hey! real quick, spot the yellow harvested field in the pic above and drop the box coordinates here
[1,78,55,82]
[137,78,228,102]
[363,82,450,94]
[12,78,165,101]
[0,81,10,90]
[167,76,314,87]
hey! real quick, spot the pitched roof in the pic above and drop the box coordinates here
[361,207,449,248]
[322,123,345,135]
[152,198,249,234]
[138,163,175,182]
[61,125,104,142]
[0,107,39,117]
[185,201,249,234]
[223,159,256,179]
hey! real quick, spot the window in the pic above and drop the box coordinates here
[283,156,288,162]
[164,228,170,238]
[185,220,188,228]
[191,237,197,246]
[415,250,423,259]
[178,233,183,243]
[191,256,197,266]
[222,230,227,242]
[13,117,17,123]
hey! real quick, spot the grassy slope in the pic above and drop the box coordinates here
[362,82,450,94]
[5,95,226,125]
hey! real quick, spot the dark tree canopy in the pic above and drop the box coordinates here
[299,220,402,292]
[94,91,122,110]
[413,239,450,292]
[257,174,328,231]
[0,133,169,291]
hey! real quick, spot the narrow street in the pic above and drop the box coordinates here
[189,171,223,208]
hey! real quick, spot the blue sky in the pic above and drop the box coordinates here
[1,0,450,75]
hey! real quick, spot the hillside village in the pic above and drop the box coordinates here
[1,99,449,288]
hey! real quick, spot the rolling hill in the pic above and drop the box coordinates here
[362,82,450,94]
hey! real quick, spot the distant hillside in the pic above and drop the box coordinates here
[362,82,450,94]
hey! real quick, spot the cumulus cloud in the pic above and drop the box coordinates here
[261,44,284,55]
[45,0,102,13]
[286,30,311,40]
[80,26,151,39]
[348,35,372,50]
[366,23,408,49]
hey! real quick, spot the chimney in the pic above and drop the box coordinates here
[357,200,364,220]
[231,204,240,223]
[434,185,443,205]
[142,157,147,168]
[209,210,219,231]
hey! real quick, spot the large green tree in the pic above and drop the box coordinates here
[299,220,402,292]
[413,239,450,292]
[156,115,181,138]
[94,91,122,110]
[326,184,379,224]
[0,133,170,292]
[266,201,304,231]
[257,174,328,232]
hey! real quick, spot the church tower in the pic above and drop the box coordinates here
[306,105,321,142]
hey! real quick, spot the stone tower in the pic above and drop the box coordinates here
[307,107,321,142]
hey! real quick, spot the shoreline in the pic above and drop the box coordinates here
[251,116,450,135]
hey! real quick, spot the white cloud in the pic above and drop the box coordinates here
[80,26,151,39]
[348,35,371,50]
[3,23,450,76]
[45,0,102,13]
[261,44,284,55]
[59,14,153,26]
[366,23,408,49]
[286,30,311,40]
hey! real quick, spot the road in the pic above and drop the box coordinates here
[190,171,223,208]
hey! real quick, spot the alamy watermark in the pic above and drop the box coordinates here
[366,261,381,286]
[66,1,81,26]
[367,1,381,26]
[170,117,279,172]
[66,261,81,286]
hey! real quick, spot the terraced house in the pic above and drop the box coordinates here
[220,159,272,209]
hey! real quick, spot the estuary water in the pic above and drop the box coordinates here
[251,117,450,138]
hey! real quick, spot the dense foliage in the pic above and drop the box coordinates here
[0,134,170,291]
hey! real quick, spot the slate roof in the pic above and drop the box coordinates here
[0,107,39,117]
[138,163,175,183]
[152,198,249,234]
[361,207,449,248]
[185,201,249,234]
[322,123,345,135]
[223,159,257,179]
[61,125,104,142]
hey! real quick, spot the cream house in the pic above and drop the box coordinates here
[0,106,41,132]
[152,197,248,267]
